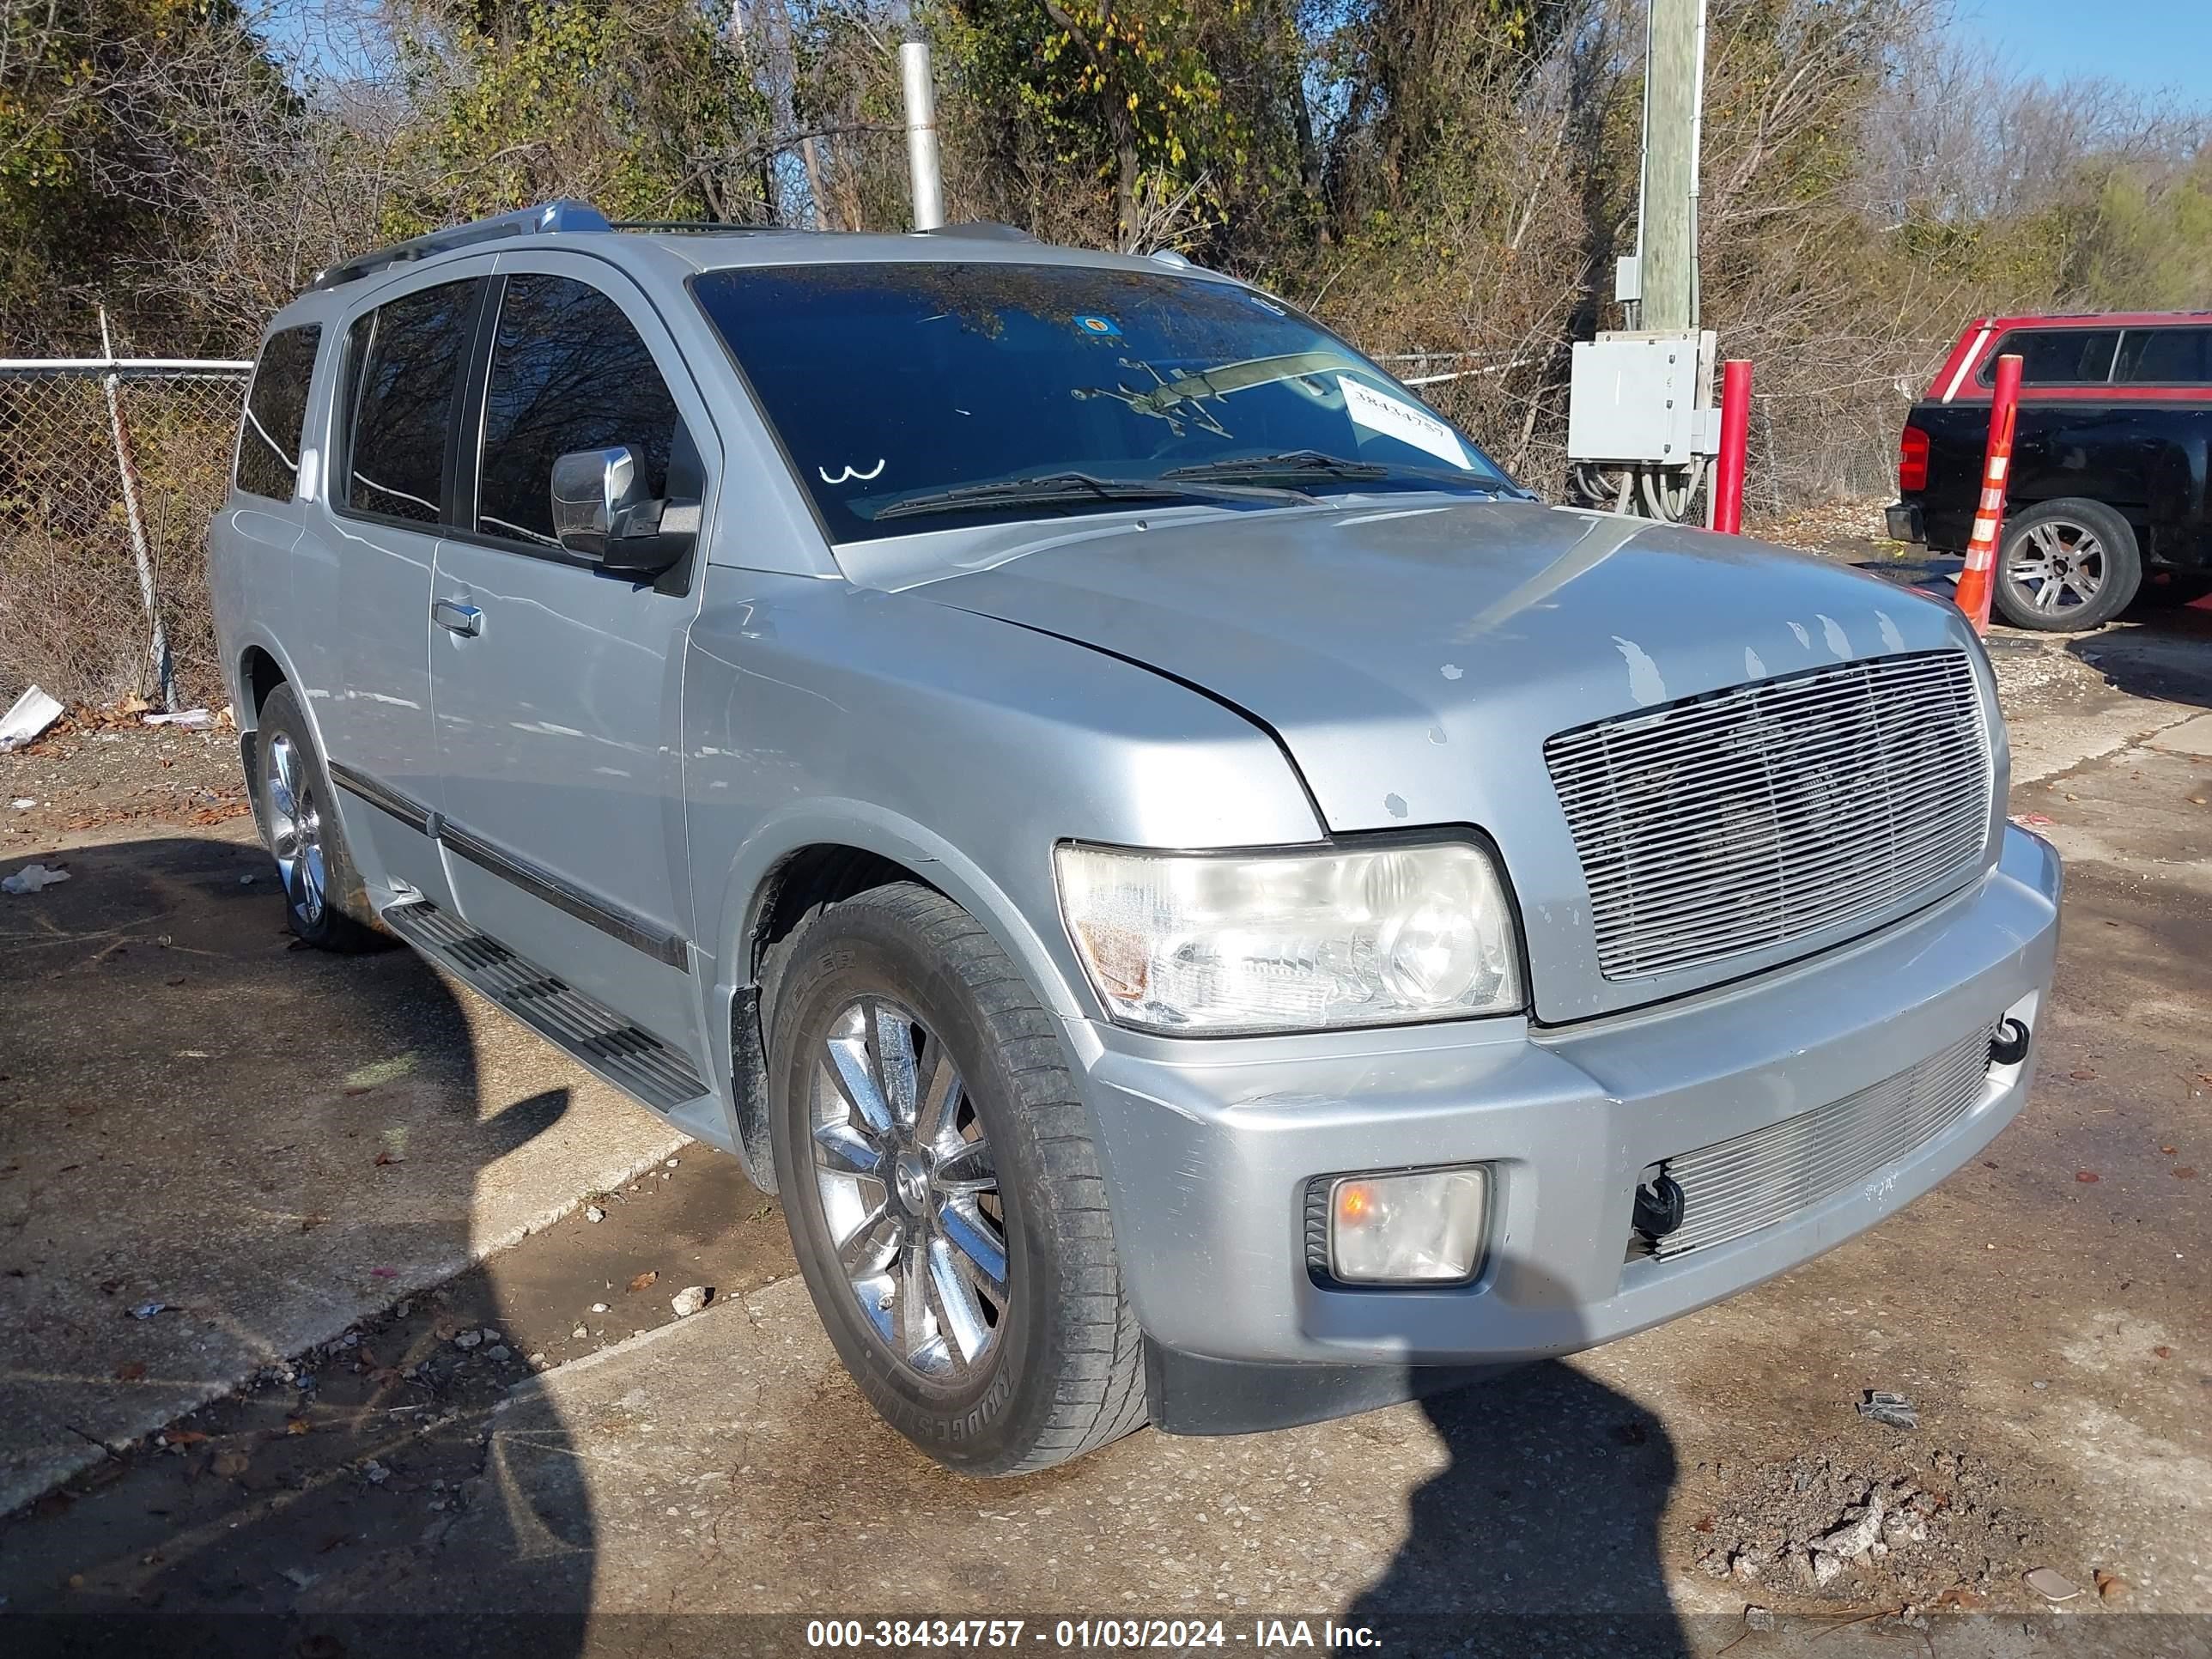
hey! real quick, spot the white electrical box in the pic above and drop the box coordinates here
[1566,331,1714,465]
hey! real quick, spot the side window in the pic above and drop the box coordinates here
[2114,326,2210,386]
[343,279,482,525]
[1984,329,2119,386]
[476,274,684,548]
[235,325,321,501]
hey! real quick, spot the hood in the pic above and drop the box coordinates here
[878,500,1994,1019]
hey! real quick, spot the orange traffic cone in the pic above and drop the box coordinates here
[1953,352,2022,634]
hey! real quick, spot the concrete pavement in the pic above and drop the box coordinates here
[0,828,684,1512]
[2,609,2209,1654]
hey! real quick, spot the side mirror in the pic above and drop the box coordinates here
[550,446,697,577]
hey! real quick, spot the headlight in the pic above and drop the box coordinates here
[1054,840,1523,1035]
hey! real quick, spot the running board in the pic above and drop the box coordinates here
[380,899,724,1132]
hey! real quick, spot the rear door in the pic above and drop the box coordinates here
[425,254,714,1048]
[305,271,490,903]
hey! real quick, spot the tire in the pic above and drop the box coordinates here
[765,882,1146,1475]
[251,683,381,951]
[1994,499,2142,631]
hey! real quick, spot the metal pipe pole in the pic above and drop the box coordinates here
[901,41,945,232]
[1712,360,1753,535]
[98,306,175,712]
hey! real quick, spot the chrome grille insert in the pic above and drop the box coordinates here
[1546,651,1991,981]
[1647,1026,1995,1260]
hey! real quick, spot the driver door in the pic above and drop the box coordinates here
[425,254,717,1049]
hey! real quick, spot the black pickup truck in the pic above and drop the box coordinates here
[1887,312,2212,629]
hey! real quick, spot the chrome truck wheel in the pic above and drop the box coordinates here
[766,881,1146,1474]
[251,682,379,951]
[2007,519,2106,616]
[811,996,1007,1378]
[264,731,327,928]
[1994,498,2141,631]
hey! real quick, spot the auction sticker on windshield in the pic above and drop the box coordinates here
[1340,379,1469,469]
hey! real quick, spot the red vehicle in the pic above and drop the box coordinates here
[1887,311,2212,629]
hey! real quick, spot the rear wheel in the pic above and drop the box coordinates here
[765,882,1146,1475]
[252,684,380,951]
[1994,499,2141,630]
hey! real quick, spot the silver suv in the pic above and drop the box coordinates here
[209,200,2061,1475]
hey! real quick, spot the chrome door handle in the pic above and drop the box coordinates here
[432,599,483,637]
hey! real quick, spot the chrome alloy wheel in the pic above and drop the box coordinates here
[263,732,326,927]
[2007,518,2107,616]
[811,997,1006,1380]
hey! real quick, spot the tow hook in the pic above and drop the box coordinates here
[1989,1018,2032,1066]
[1633,1171,1686,1242]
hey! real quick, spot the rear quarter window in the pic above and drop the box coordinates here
[1980,329,2120,387]
[2114,326,2211,386]
[235,325,321,501]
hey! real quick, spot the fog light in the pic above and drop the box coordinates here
[1328,1166,1490,1284]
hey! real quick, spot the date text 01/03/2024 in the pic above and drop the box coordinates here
[804,1619,1382,1650]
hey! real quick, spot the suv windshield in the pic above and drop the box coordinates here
[694,261,1516,543]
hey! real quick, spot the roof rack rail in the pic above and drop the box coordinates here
[309,199,611,291]
[919,221,1038,242]
[608,219,814,235]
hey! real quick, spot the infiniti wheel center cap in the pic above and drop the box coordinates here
[893,1152,931,1214]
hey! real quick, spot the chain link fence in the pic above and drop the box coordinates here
[0,361,251,711]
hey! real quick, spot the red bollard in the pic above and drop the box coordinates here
[1712,359,1752,534]
[1953,352,2021,634]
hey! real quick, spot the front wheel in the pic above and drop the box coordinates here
[766,882,1146,1475]
[1994,499,2142,631]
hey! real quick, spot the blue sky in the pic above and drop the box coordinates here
[1955,0,2212,100]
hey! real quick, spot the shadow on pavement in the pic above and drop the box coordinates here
[0,834,596,1655]
[1343,1268,1686,1658]
[2065,599,2212,711]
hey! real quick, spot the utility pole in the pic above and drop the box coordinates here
[1566,0,1716,520]
[1637,0,1705,333]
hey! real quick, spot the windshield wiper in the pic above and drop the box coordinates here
[872,470,1311,522]
[1168,450,1518,497]
[1163,449,1388,483]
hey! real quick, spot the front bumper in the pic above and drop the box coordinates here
[1066,826,2060,1425]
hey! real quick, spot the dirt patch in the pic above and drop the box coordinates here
[1748,496,1900,561]
[3,720,247,851]
[1692,1443,2063,1613]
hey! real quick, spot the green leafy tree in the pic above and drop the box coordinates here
[939,0,1252,249]
[1,0,273,347]
[398,0,777,234]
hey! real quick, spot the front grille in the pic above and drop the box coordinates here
[1546,651,1990,981]
[1644,1025,1995,1260]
